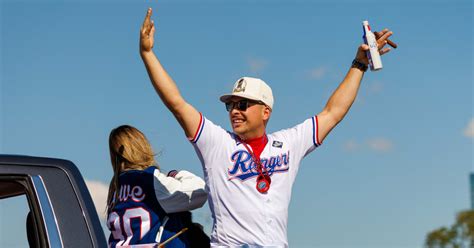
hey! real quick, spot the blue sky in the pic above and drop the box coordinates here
[1,0,473,247]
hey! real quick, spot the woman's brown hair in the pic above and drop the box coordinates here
[106,125,157,213]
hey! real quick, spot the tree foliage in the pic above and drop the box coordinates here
[425,210,474,248]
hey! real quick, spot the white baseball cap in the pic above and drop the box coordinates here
[219,77,274,109]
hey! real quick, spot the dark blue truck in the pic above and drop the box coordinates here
[0,155,107,247]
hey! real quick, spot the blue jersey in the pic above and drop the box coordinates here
[107,166,193,247]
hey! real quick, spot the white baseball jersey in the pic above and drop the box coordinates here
[190,113,321,248]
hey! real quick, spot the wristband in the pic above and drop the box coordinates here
[351,59,368,72]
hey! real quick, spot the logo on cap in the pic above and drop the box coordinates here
[233,78,247,93]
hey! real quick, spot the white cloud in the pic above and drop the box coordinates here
[246,57,268,73]
[367,138,394,152]
[343,139,360,152]
[85,179,109,221]
[343,137,394,153]
[307,67,327,80]
[367,81,383,95]
[464,118,474,138]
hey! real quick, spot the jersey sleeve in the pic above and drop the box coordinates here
[188,113,231,165]
[153,169,208,213]
[278,116,321,160]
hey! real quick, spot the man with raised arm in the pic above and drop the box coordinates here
[140,8,395,248]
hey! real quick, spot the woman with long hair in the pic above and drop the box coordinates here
[106,125,208,247]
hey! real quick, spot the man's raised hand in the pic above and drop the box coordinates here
[140,8,156,53]
[355,28,395,66]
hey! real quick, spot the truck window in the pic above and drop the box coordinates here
[0,181,30,248]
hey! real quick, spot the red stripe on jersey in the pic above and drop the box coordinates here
[191,113,203,142]
[315,115,321,145]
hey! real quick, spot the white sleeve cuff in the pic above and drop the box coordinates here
[153,169,208,213]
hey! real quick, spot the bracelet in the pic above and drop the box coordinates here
[351,59,368,72]
[167,170,178,178]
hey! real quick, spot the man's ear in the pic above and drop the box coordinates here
[262,106,271,121]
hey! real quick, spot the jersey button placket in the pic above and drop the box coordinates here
[262,146,273,243]
[264,195,272,242]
